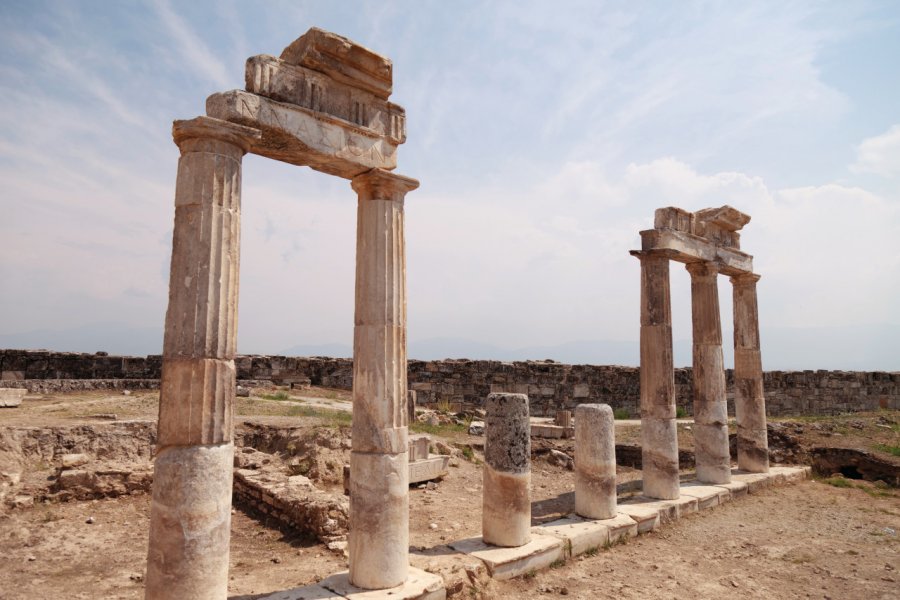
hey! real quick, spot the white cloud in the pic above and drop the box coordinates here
[851,124,900,178]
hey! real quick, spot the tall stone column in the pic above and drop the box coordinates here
[686,262,732,484]
[348,168,419,590]
[146,117,260,600]
[731,273,769,472]
[635,251,680,500]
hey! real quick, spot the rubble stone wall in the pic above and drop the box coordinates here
[2,349,897,417]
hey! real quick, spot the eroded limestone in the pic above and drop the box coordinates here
[574,404,616,519]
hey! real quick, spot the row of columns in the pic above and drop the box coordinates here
[483,396,618,548]
[145,117,419,598]
[636,251,768,501]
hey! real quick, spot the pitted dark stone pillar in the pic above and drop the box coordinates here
[482,393,531,547]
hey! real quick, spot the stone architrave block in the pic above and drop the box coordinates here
[207,90,399,179]
[245,55,405,143]
[0,388,26,407]
[408,455,450,484]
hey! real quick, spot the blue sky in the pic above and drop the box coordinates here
[1,1,898,369]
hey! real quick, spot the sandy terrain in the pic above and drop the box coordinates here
[0,388,897,599]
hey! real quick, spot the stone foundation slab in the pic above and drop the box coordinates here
[449,534,564,580]
[257,567,444,600]
[679,483,732,509]
[532,513,637,558]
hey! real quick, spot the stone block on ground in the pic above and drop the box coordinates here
[409,455,450,484]
[320,567,445,600]
[0,389,26,407]
[449,534,564,581]
[410,545,489,598]
[530,423,573,439]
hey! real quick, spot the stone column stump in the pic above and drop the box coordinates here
[483,392,531,547]
[574,403,617,519]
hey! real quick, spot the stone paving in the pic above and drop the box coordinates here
[260,466,810,599]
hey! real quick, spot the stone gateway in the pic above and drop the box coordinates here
[145,28,418,598]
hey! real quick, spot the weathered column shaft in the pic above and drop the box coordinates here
[483,393,531,547]
[687,262,731,484]
[146,117,259,600]
[636,252,680,500]
[732,273,769,472]
[348,168,419,590]
[574,404,617,519]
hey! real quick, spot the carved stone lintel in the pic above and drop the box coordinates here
[207,90,400,179]
[245,55,406,143]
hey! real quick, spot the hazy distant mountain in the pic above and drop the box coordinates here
[2,323,897,371]
[0,323,162,357]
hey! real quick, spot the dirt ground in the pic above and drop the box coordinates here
[1,389,898,599]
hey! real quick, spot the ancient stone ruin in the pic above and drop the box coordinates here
[631,206,769,500]
[146,28,420,598]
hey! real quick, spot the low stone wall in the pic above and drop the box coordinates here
[1,349,897,417]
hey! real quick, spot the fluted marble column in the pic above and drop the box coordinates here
[146,116,260,600]
[687,262,731,484]
[732,273,769,472]
[635,251,680,500]
[348,168,419,590]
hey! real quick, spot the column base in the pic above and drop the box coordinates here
[349,451,409,589]
[145,443,234,600]
[641,417,680,500]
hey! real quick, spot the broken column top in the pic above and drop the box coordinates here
[280,27,392,99]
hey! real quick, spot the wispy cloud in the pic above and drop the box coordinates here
[151,0,231,89]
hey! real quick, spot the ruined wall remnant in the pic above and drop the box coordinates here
[1,350,897,417]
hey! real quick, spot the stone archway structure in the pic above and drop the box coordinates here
[145,29,418,599]
[630,206,769,501]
